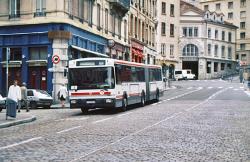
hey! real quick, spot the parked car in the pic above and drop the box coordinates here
[174,69,196,80]
[27,89,53,109]
[0,94,6,112]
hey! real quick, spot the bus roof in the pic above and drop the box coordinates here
[69,58,161,69]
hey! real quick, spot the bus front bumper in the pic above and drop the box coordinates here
[70,98,116,109]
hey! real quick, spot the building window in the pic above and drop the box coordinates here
[208,28,211,38]
[240,22,246,29]
[221,46,225,58]
[240,11,246,18]
[161,43,166,57]
[124,20,127,42]
[228,47,232,59]
[215,30,218,39]
[130,15,133,36]
[142,22,145,42]
[222,31,225,40]
[182,44,198,56]
[240,44,246,50]
[105,9,108,34]
[241,0,246,7]
[183,27,187,37]
[118,18,122,39]
[9,0,20,18]
[161,2,166,15]
[35,0,46,17]
[97,4,101,30]
[216,3,221,10]
[228,32,232,42]
[170,45,174,57]
[204,5,209,10]
[29,47,47,60]
[134,17,137,38]
[188,27,193,37]
[227,63,232,69]
[170,24,174,37]
[241,54,247,61]
[194,27,198,37]
[214,45,218,57]
[170,4,174,17]
[221,63,225,70]
[228,12,233,19]
[161,22,166,35]
[208,44,211,56]
[214,62,218,72]
[83,0,93,25]
[138,19,141,40]
[228,2,233,9]
[112,14,116,36]
[240,32,246,39]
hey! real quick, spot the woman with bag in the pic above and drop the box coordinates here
[58,84,68,107]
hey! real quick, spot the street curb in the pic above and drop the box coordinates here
[0,116,36,129]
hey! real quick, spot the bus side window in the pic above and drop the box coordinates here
[115,66,122,84]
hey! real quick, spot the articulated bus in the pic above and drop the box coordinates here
[68,58,164,113]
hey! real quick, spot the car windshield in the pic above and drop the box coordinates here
[36,90,51,97]
[69,67,115,90]
[175,71,182,74]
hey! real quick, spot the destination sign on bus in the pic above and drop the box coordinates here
[77,60,106,66]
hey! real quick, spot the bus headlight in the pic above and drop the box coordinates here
[105,99,113,103]
[71,100,77,104]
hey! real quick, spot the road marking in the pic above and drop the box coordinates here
[93,117,113,124]
[186,88,229,112]
[152,103,158,106]
[229,87,233,89]
[69,112,183,162]
[166,88,202,101]
[117,112,132,117]
[57,126,82,134]
[208,87,213,89]
[240,87,244,89]
[234,89,239,91]
[55,117,89,122]
[0,137,42,151]
[218,87,223,89]
[244,91,250,97]
[187,87,193,90]
[198,87,203,89]
[158,101,162,104]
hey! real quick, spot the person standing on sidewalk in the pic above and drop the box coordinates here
[58,84,68,107]
[21,82,29,112]
[8,80,21,112]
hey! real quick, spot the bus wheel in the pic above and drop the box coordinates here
[81,107,89,114]
[140,93,145,107]
[122,97,128,112]
[156,90,160,102]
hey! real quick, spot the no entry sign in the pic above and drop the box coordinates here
[52,55,60,64]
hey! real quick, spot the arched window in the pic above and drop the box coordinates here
[182,44,199,56]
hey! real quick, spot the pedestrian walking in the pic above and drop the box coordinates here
[21,82,29,112]
[58,84,68,107]
[8,80,21,112]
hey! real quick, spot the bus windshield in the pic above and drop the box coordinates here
[69,67,115,90]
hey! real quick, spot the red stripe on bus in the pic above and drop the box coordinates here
[129,93,140,97]
[71,91,111,96]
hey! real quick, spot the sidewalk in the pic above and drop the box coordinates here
[0,110,36,129]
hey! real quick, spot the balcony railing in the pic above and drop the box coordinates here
[109,0,129,16]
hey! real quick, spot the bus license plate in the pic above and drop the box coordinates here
[86,100,95,104]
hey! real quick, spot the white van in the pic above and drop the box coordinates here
[175,69,196,80]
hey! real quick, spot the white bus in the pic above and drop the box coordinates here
[68,58,164,113]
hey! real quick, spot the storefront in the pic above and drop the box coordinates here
[131,40,144,63]
[0,23,108,97]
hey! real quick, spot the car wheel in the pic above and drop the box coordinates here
[0,107,2,112]
[30,102,37,109]
[81,107,89,114]
[44,105,51,109]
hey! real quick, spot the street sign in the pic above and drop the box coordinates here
[52,55,60,64]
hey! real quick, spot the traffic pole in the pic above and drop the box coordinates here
[6,47,10,120]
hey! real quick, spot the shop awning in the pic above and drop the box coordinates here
[132,49,144,57]
[71,45,109,58]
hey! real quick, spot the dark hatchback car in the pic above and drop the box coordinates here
[0,95,6,112]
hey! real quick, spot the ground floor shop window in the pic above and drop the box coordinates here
[207,61,211,73]
[214,62,218,72]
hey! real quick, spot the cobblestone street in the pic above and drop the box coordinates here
[0,79,250,162]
